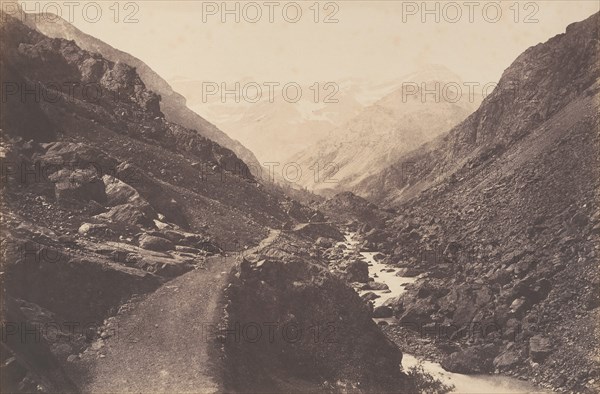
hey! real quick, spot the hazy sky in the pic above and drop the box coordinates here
[20,1,600,86]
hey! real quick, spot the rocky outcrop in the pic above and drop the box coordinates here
[291,222,344,242]
[344,259,370,283]
[441,345,498,374]
[51,168,107,205]
[25,8,264,176]
[222,234,412,393]
[528,335,552,362]
[320,191,389,229]
[373,305,393,318]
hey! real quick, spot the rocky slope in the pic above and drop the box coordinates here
[290,65,480,196]
[342,12,599,393]
[0,13,418,393]
[20,8,263,175]
[0,11,285,391]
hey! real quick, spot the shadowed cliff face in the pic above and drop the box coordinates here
[22,10,264,176]
[326,12,599,393]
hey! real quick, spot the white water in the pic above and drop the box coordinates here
[358,251,417,307]
[336,233,546,394]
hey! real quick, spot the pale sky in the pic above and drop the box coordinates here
[18,1,600,86]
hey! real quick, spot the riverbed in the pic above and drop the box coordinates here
[337,232,546,394]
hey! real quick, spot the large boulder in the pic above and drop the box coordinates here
[395,267,422,277]
[382,296,402,308]
[362,282,390,291]
[345,260,370,283]
[437,284,494,327]
[398,297,437,326]
[441,344,498,374]
[225,241,408,393]
[493,350,522,370]
[102,175,145,206]
[96,203,156,227]
[373,305,393,318]
[138,234,174,252]
[52,169,107,204]
[361,292,380,302]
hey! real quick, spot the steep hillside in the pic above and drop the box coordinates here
[291,65,480,196]
[21,9,263,175]
[0,12,279,391]
[351,12,600,392]
[0,13,419,393]
[355,15,599,204]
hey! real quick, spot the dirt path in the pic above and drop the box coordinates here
[79,229,280,393]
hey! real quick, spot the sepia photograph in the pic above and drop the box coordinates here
[1,0,599,393]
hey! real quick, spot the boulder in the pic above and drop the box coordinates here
[509,297,529,316]
[372,253,385,262]
[41,142,117,174]
[493,350,521,370]
[96,203,156,227]
[373,305,393,318]
[415,281,449,299]
[395,267,422,277]
[441,345,498,374]
[364,282,389,291]
[378,296,403,317]
[345,260,369,283]
[437,284,494,327]
[316,237,333,248]
[138,234,174,252]
[78,223,113,238]
[52,169,107,204]
[399,298,436,326]
[102,175,145,206]
[529,335,552,362]
[361,292,380,302]
[292,223,344,242]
